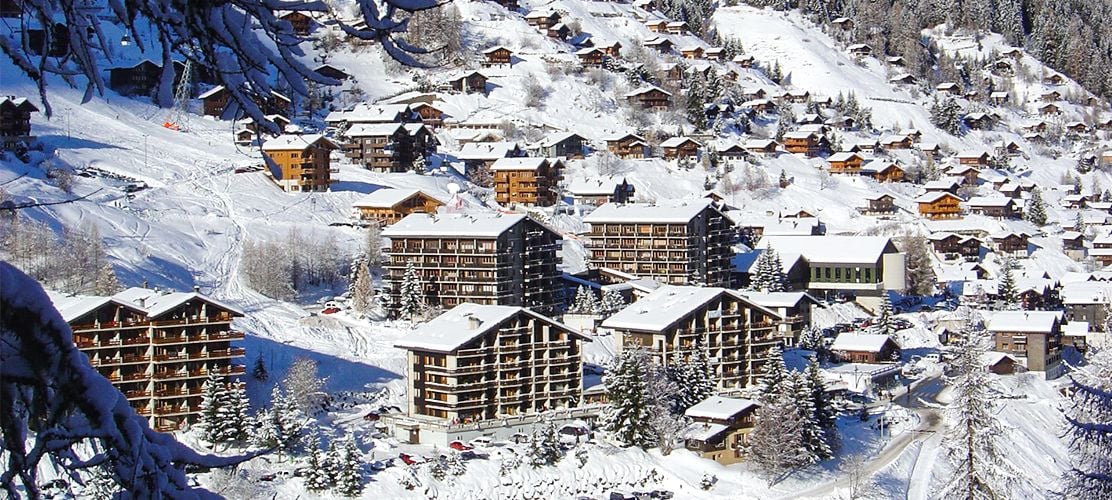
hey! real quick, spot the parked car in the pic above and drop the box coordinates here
[510,432,530,444]
[258,473,277,482]
[469,436,493,448]
[321,306,341,314]
[362,411,381,422]
[369,459,392,471]
[399,453,423,465]
[460,450,487,460]
[449,440,474,451]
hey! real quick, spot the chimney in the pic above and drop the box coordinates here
[193,285,201,293]
[143,279,149,288]
[138,297,146,308]
[467,315,482,330]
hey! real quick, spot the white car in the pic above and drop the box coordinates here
[469,436,493,448]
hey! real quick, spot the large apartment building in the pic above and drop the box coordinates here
[583,200,735,287]
[601,285,783,389]
[342,123,434,172]
[491,157,563,207]
[985,310,1064,378]
[47,287,245,432]
[393,304,589,433]
[261,134,338,192]
[381,212,563,314]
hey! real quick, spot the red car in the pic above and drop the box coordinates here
[321,307,341,314]
[362,411,380,422]
[449,440,473,451]
[399,453,422,465]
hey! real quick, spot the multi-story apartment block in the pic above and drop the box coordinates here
[381,212,563,314]
[394,303,589,431]
[261,134,338,192]
[491,157,563,207]
[343,123,416,172]
[583,200,735,287]
[601,285,782,389]
[47,287,245,432]
[985,310,1064,378]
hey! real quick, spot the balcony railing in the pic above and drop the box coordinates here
[151,330,245,345]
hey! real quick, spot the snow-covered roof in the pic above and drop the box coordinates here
[737,291,817,308]
[583,200,713,224]
[567,176,626,196]
[49,286,245,323]
[1060,282,1112,305]
[982,351,1016,367]
[482,45,512,54]
[759,235,896,265]
[830,332,895,353]
[915,192,961,204]
[601,285,780,332]
[352,189,440,209]
[490,157,549,171]
[828,152,863,162]
[660,136,701,148]
[331,103,412,124]
[924,178,961,190]
[46,293,135,323]
[966,197,1014,207]
[684,396,759,420]
[783,131,817,140]
[682,422,729,441]
[457,141,519,160]
[344,123,405,137]
[985,311,1063,333]
[393,303,585,353]
[261,134,334,151]
[382,212,534,238]
[625,85,672,97]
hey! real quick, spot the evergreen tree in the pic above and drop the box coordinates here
[539,421,563,465]
[997,260,1019,310]
[216,379,251,444]
[1062,348,1112,497]
[600,288,627,314]
[750,247,787,292]
[398,260,426,320]
[872,292,895,336]
[569,286,602,314]
[252,353,268,382]
[748,387,806,482]
[303,433,330,492]
[778,169,789,188]
[686,77,707,130]
[669,338,715,410]
[324,440,342,484]
[758,345,788,401]
[940,311,1023,499]
[898,232,937,296]
[350,256,374,315]
[527,430,546,468]
[259,386,305,461]
[791,371,830,462]
[335,437,364,496]
[798,326,825,352]
[806,359,837,451]
[602,348,675,448]
[197,372,224,446]
[1026,187,1048,226]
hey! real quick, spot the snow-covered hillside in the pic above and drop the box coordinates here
[3,0,1107,498]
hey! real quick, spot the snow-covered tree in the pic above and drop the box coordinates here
[930,96,964,135]
[1062,348,1112,497]
[940,310,1023,499]
[805,359,837,436]
[349,256,375,315]
[81,465,119,500]
[255,387,306,461]
[758,345,788,400]
[748,387,806,483]
[791,371,831,462]
[603,348,676,448]
[197,372,225,446]
[568,286,602,314]
[303,433,330,492]
[798,326,825,352]
[398,260,426,320]
[600,288,627,314]
[872,292,895,336]
[334,437,364,496]
[216,379,251,444]
[670,338,715,410]
[1026,188,1048,226]
[749,247,787,292]
[997,261,1019,310]
[898,232,937,296]
[529,422,563,467]
[1,263,249,496]
[283,357,326,415]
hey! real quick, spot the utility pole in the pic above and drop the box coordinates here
[143,134,149,169]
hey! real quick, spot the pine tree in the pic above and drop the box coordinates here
[600,288,627,314]
[670,338,715,410]
[758,345,788,401]
[798,326,824,352]
[334,437,364,496]
[872,292,894,336]
[324,440,342,484]
[197,372,224,446]
[791,371,830,462]
[569,286,602,314]
[940,311,1023,499]
[686,77,707,130]
[350,256,374,315]
[997,260,1019,310]
[262,386,305,461]
[1062,348,1112,497]
[215,379,251,444]
[748,387,806,482]
[540,421,563,465]
[603,348,666,448]
[398,260,426,320]
[749,247,786,292]
[527,430,546,468]
[303,433,331,492]
[898,232,937,296]
[806,359,837,435]
[252,353,268,381]
[1026,187,1048,226]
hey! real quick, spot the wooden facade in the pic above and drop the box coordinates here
[262,135,338,192]
[482,46,513,66]
[828,152,864,174]
[492,158,563,207]
[352,189,443,226]
[917,192,963,219]
[625,87,672,111]
[0,96,38,149]
[50,288,245,432]
[606,134,651,159]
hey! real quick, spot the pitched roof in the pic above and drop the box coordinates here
[382,212,536,238]
[915,192,962,204]
[490,157,549,171]
[737,291,818,308]
[830,333,895,352]
[684,396,759,420]
[985,311,1062,333]
[393,303,585,353]
[457,141,520,160]
[351,188,440,209]
[261,134,335,151]
[344,123,406,137]
[583,199,715,224]
[48,286,245,323]
[759,235,896,264]
[601,285,780,332]
[625,85,672,97]
[660,136,701,148]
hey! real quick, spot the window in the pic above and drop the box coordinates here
[864,268,873,282]
[824,267,831,280]
[835,268,841,280]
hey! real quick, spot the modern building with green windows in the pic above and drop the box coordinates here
[758,235,906,310]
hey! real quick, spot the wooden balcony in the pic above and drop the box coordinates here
[151,330,245,345]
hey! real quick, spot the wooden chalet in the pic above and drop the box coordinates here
[990,91,1009,106]
[880,134,912,150]
[861,160,905,183]
[889,74,917,85]
[1038,103,1060,116]
[491,157,563,207]
[887,56,907,66]
[262,134,338,192]
[847,43,872,58]
[539,132,587,159]
[661,136,701,161]
[957,151,990,167]
[605,134,651,159]
[352,189,443,226]
[928,233,981,260]
[575,47,606,67]
[0,96,39,150]
[704,47,724,61]
[832,17,853,30]
[411,102,446,128]
[199,85,290,118]
[681,396,759,465]
[108,60,187,98]
[916,192,963,219]
[279,11,314,35]
[830,333,900,363]
[625,86,672,111]
[715,143,748,162]
[597,41,622,58]
[1043,73,1065,85]
[936,82,961,95]
[680,46,705,59]
[782,131,821,157]
[733,54,755,68]
[643,37,673,53]
[966,197,1019,219]
[314,64,350,81]
[448,71,488,94]
[568,177,636,207]
[827,152,865,174]
[644,20,667,33]
[665,21,688,34]
[991,232,1029,257]
[963,112,992,130]
[744,139,779,156]
[860,194,896,215]
[547,23,571,41]
[482,46,513,66]
[524,10,561,30]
